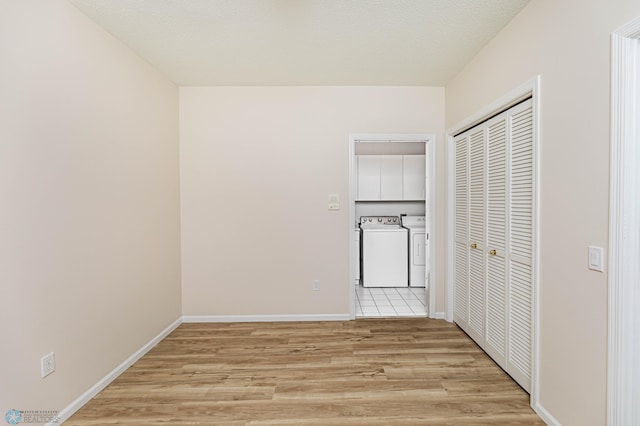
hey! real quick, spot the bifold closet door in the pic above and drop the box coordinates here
[452,98,534,394]
[467,127,486,344]
[507,100,534,392]
[453,134,469,331]
[484,112,508,368]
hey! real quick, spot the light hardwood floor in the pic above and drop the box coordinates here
[67,319,544,425]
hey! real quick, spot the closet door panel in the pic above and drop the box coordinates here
[454,241,469,329]
[486,255,507,365]
[509,260,532,391]
[485,114,508,367]
[467,128,486,343]
[453,134,469,330]
[507,100,534,392]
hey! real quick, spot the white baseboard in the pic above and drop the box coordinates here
[51,317,182,425]
[534,401,561,426]
[433,312,445,320]
[183,314,351,323]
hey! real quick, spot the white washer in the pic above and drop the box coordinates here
[360,216,408,287]
[402,215,427,288]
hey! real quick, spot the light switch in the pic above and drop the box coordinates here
[588,246,604,272]
[328,193,340,210]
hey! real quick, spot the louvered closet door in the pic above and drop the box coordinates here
[453,133,469,331]
[507,99,534,392]
[484,111,509,369]
[467,127,486,343]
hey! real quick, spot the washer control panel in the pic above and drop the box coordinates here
[359,216,401,228]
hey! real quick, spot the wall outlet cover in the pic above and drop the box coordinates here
[41,352,55,378]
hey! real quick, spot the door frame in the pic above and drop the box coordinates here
[607,16,640,425]
[348,133,436,319]
[445,76,541,410]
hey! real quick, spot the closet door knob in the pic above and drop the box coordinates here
[470,243,477,249]
[489,249,497,255]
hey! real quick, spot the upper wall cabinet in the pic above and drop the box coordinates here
[403,155,426,200]
[357,155,425,201]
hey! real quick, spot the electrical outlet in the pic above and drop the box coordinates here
[312,280,320,291]
[41,352,55,378]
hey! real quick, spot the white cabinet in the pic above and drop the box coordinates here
[357,156,381,200]
[453,99,534,393]
[380,156,403,200]
[356,155,402,200]
[356,155,425,201]
[403,155,426,200]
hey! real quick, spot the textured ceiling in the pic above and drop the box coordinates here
[67,0,530,86]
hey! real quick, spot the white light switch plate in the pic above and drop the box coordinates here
[328,193,340,210]
[588,246,604,272]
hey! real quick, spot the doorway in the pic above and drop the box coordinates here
[348,134,436,319]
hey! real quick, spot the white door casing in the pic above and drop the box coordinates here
[608,16,640,426]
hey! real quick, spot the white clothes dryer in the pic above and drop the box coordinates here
[402,215,427,287]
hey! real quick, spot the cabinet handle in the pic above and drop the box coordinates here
[470,243,477,249]
[489,249,497,255]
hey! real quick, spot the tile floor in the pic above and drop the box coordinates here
[355,286,427,317]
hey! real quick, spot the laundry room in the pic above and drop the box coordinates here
[352,138,432,318]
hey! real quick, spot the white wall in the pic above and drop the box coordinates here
[445,0,640,424]
[180,87,445,316]
[0,0,181,415]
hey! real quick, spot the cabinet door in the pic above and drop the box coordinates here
[467,127,486,344]
[403,155,426,200]
[485,112,508,369]
[453,133,469,331]
[357,156,380,200]
[380,156,403,200]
